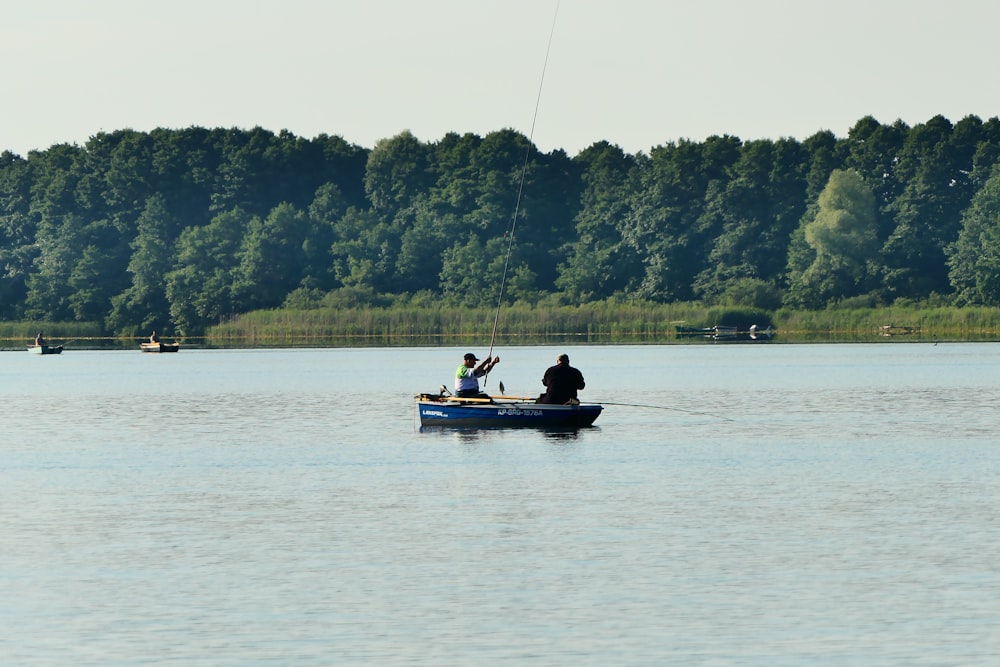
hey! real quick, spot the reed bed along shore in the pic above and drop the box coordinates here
[205,303,1000,346]
[3,303,1000,349]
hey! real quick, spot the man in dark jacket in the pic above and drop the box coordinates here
[539,353,586,404]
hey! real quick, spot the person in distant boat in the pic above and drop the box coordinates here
[35,331,46,347]
[455,352,500,398]
[538,353,586,405]
[149,330,160,343]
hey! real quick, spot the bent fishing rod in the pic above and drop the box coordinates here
[483,0,561,389]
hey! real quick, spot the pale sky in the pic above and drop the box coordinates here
[4,0,999,157]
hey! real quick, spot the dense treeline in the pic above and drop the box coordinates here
[3,115,1000,336]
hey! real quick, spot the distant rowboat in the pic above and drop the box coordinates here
[675,324,774,342]
[140,341,180,353]
[28,344,63,355]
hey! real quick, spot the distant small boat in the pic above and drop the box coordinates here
[880,324,920,337]
[675,324,774,342]
[28,344,63,355]
[140,341,180,353]
[416,394,602,428]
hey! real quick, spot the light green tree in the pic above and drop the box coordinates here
[785,169,879,308]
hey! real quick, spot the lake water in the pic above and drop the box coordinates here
[3,343,999,666]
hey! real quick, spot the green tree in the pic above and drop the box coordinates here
[303,182,349,291]
[785,169,879,307]
[100,129,157,233]
[439,234,518,306]
[800,130,842,208]
[23,213,85,321]
[841,116,908,215]
[210,127,277,215]
[517,146,581,290]
[968,118,1000,189]
[165,208,249,334]
[881,115,972,299]
[364,130,435,217]
[427,129,575,292]
[233,202,308,311]
[0,152,37,318]
[330,207,396,292]
[693,138,808,302]
[395,202,463,293]
[67,243,116,322]
[147,126,220,231]
[557,141,638,300]
[623,135,742,301]
[107,194,178,333]
[947,171,1000,305]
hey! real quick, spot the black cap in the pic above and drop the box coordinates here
[464,353,478,361]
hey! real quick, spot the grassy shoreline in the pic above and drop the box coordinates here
[3,302,1000,349]
[203,302,1000,345]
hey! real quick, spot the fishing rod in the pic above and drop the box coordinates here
[483,0,561,389]
[456,389,734,422]
[594,400,735,422]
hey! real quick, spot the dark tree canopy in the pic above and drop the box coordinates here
[2,117,1000,334]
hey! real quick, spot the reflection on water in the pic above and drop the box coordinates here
[418,425,590,442]
[3,345,1000,666]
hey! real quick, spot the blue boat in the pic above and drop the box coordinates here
[416,394,602,428]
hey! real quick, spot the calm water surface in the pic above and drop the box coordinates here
[3,344,999,666]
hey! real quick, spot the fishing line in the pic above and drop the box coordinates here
[484,0,561,387]
[595,400,735,422]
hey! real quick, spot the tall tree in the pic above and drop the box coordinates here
[623,135,742,301]
[395,202,463,293]
[557,141,637,301]
[364,130,435,218]
[107,194,178,334]
[233,202,308,311]
[23,213,84,321]
[968,117,1000,189]
[947,171,1000,305]
[303,182,349,291]
[841,116,908,217]
[785,169,879,308]
[881,115,965,299]
[165,208,249,334]
[330,207,395,292]
[693,138,808,302]
[439,234,525,307]
[0,152,37,318]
